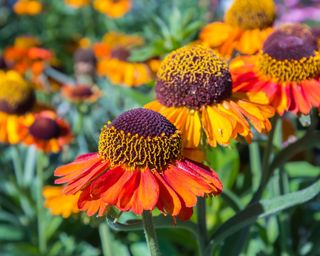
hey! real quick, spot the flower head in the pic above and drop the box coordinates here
[225,0,275,30]
[14,0,42,15]
[55,108,222,220]
[22,111,73,153]
[62,84,102,103]
[93,0,132,18]
[231,23,320,115]
[146,45,274,148]
[94,32,153,87]
[64,0,90,8]
[199,0,275,56]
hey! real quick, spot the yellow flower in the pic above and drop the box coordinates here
[14,0,42,15]
[93,0,132,18]
[64,0,90,8]
[43,186,80,218]
[145,45,274,148]
[199,0,275,57]
[0,71,36,144]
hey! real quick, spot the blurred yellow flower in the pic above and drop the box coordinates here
[94,0,132,18]
[14,0,43,15]
[43,186,80,218]
[64,0,90,8]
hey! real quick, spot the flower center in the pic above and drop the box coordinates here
[0,71,35,114]
[224,0,275,30]
[29,117,61,140]
[71,85,93,98]
[74,48,96,65]
[98,108,182,170]
[110,47,131,61]
[156,45,232,109]
[257,25,320,82]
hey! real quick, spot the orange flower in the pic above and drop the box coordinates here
[64,0,90,8]
[43,186,80,218]
[62,84,102,103]
[22,111,73,153]
[54,108,222,220]
[93,0,132,18]
[4,39,53,76]
[199,0,275,57]
[231,24,320,116]
[0,71,36,144]
[94,32,153,87]
[14,0,42,15]
[145,45,274,148]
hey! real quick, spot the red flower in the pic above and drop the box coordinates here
[55,108,222,220]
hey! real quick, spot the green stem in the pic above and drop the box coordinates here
[99,222,113,256]
[142,211,161,256]
[197,197,208,256]
[36,151,46,254]
[251,116,278,203]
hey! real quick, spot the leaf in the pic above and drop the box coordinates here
[0,224,24,241]
[206,179,320,254]
[285,162,320,178]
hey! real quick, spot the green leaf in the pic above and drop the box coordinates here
[0,224,24,241]
[285,162,320,178]
[206,179,320,254]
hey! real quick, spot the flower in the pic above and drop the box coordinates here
[93,0,132,18]
[312,27,320,49]
[145,45,274,148]
[231,24,320,115]
[21,111,73,153]
[93,32,153,87]
[62,84,102,104]
[4,37,53,76]
[54,108,223,220]
[0,70,36,144]
[13,0,42,15]
[43,186,80,218]
[64,0,90,8]
[199,0,275,57]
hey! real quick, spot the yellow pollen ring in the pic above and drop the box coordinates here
[157,45,227,87]
[98,126,182,171]
[225,0,275,30]
[257,51,320,82]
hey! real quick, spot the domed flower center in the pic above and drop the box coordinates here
[29,117,61,140]
[156,45,232,109]
[98,108,182,170]
[224,0,275,30]
[0,71,35,114]
[257,25,320,82]
[110,47,131,61]
[71,85,93,98]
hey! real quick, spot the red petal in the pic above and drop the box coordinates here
[154,171,182,216]
[163,165,212,207]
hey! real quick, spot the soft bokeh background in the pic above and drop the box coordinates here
[0,0,320,255]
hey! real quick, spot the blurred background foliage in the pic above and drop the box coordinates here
[0,0,320,255]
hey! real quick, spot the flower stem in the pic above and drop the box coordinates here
[197,197,208,256]
[99,222,113,256]
[142,211,161,256]
[36,151,46,254]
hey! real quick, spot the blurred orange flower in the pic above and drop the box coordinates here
[93,0,132,18]
[93,32,153,87]
[62,84,102,104]
[199,0,275,58]
[14,0,43,15]
[64,0,90,8]
[43,186,80,218]
[22,111,73,153]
